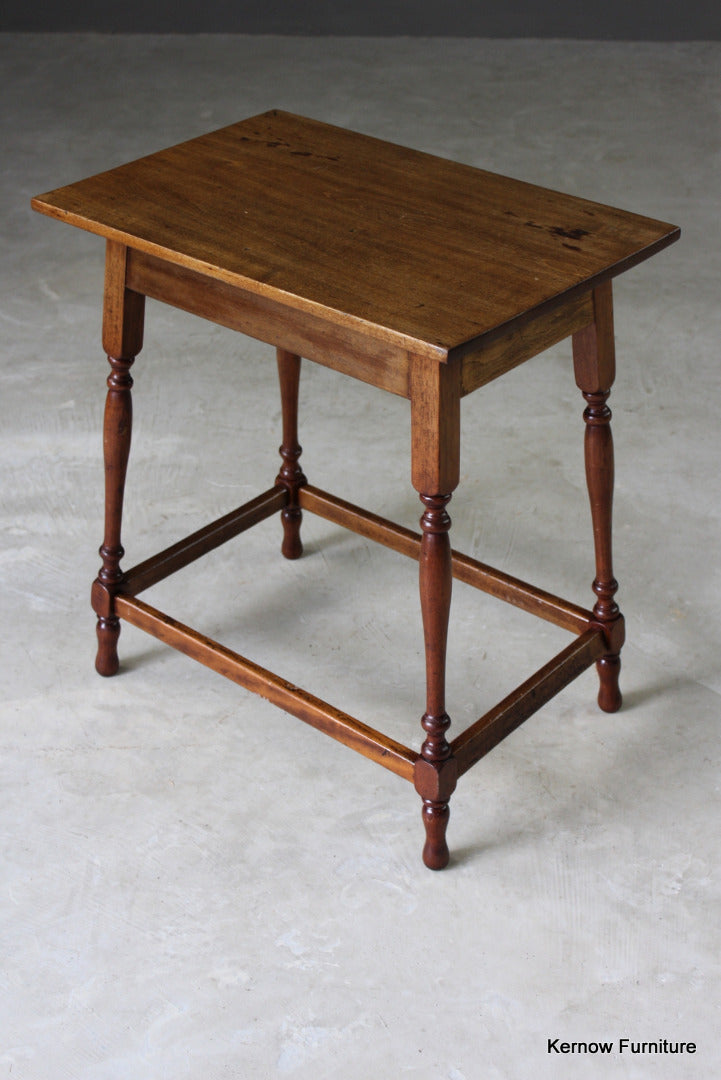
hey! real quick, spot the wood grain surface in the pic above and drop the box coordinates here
[32,109,679,361]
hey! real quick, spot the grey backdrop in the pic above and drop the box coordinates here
[2,0,720,38]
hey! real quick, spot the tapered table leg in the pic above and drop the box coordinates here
[94,355,134,675]
[275,349,306,559]
[416,493,458,868]
[572,282,624,712]
[91,241,144,676]
[410,360,461,868]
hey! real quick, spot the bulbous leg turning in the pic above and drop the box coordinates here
[597,654,622,713]
[280,506,303,560]
[421,799,451,870]
[415,494,458,869]
[92,244,145,677]
[95,616,121,677]
[92,351,135,677]
[572,288,625,715]
[276,349,306,559]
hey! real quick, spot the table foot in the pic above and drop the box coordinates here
[415,756,457,870]
[280,506,303,560]
[421,799,451,870]
[95,616,121,676]
[597,654,622,712]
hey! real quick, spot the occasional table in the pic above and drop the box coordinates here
[32,110,679,868]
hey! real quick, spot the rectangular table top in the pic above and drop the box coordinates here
[32,110,679,361]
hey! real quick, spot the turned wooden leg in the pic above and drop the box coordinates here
[275,349,306,559]
[573,282,624,712]
[582,389,623,711]
[415,494,458,869]
[94,355,134,675]
[410,359,461,869]
[91,241,144,675]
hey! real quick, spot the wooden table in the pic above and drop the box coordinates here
[32,110,679,868]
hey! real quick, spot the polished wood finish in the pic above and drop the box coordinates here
[123,487,286,596]
[408,356,461,868]
[32,109,679,375]
[125,251,412,397]
[451,629,607,775]
[32,111,679,867]
[409,358,461,495]
[93,241,145,675]
[275,350,306,559]
[298,485,594,633]
[101,240,145,360]
[460,290,594,395]
[416,494,457,869]
[573,282,624,712]
[299,485,422,559]
[115,594,418,781]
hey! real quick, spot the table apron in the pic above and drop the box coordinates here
[125,249,413,397]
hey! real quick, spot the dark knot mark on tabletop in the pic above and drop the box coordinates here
[503,209,590,247]
[550,225,590,241]
[238,134,340,162]
[523,219,590,242]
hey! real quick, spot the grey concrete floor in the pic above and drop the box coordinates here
[2,33,720,1080]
